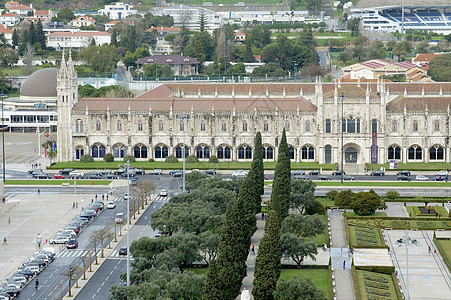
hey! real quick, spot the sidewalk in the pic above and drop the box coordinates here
[328,209,356,300]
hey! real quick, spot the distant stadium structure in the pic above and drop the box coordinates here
[350,0,451,34]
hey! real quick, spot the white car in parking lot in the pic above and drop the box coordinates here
[49,235,69,244]
[159,189,168,196]
[436,170,448,176]
[415,175,429,181]
[107,201,116,209]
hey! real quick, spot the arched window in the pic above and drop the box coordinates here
[113,145,126,158]
[430,145,444,160]
[133,145,147,159]
[305,120,311,132]
[262,146,274,160]
[301,145,315,160]
[391,120,398,133]
[91,144,105,158]
[137,120,143,131]
[200,120,206,132]
[221,121,227,132]
[263,120,269,132]
[159,120,164,131]
[288,146,295,160]
[325,145,332,164]
[347,117,355,133]
[242,120,248,132]
[284,121,290,132]
[325,119,331,133]
[154,145,168,159]
[388,145,401,160]
[413,120,418,132]
[175,145,189,158]
[434,120,440,131]
[96,120,101,131]
[196,145,211,159]
[75,119,84,133]
[180,120,185,131]
[75,147,84,160]
[117,120,122,131]
[408,145,422,160]
[217,146,231,159]
[238,145,252,159]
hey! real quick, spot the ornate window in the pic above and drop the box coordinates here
[262,146,274,160]
[113,145,126,158]
[175,145,189,159]
[200,120,206,132]
[242,120,248,132]
[75,119,84,133]
[221,121,227,132]
[238,145,252,159]
[413,120,418,132]
[133,145,147,158]
[137,120,143,131]
[154,145,168,159]
[96,120,101,131]
[305,120,311,132]
[301,145,315,160]
[324,145,332,164]
[263,120,269,132]
[117,120,122,131]
[91,144,105,158]
[75,147,84,160]
[284,121,290,132]
[288,146,295,160]
[388,145,401,160]
[180,120,185,131]
[430,145,444,160]
[342,118,361,133]
[408,145,422,160]
[158,120,164,131]
[217,146,231,159]
[391,120,398,133]
[195,145,211,159]
[434,120,440,132]
[325,119,331,133]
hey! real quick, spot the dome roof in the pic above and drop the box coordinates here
[21,68,59,98]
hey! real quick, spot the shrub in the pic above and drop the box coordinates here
[124,155,135,163]
[326,190,339,201]
[165,155,178,163]
[80,155,94,163]
[103,153,114,162]
[385,191,400,200]
[335,190,354,206]
[185,155,199,163]
[351,190,381,215]
[305,200,325,215]
[208,155,219,163]
[148,158,155,162]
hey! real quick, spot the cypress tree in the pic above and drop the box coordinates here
[28,22,36,46]
[254,131,264,197]
[270,129,291,222]
[18,29,29,54]
[111,29,118,47]
[12,29,18,47]
[252,210,281,300]
[203,259,221,300]
[35,20,46,49]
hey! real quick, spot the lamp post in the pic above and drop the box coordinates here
[178,115,189,193]
[125,160,131,286]
[0,92,5,183]
[401,231,412,300]
[339,92,345,184]
[293,61,298,82]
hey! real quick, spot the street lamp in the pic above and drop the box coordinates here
[1,92,5,183]
[400,231,413,300]
[293,61,298,82]
[339,92,346,184]
[125,160,131,286]
[177,115,189,193]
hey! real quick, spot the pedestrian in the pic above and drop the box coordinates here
[249,245,252,253]
[72,202,75,209]
[428,246,431,254]
[251,245,255,255]
[261,213,264,220]
[102,194,104,201]
[3,237,7,245]
[95,194,97,200]
[37,188,40,195]
[91,199,93,203]
[8,217,10,224]
[35,279,39,289]
[76,202,78,208]
[106,195,109,201]
[343,260,346,269]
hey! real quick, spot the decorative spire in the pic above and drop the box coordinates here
[58,50,66,79]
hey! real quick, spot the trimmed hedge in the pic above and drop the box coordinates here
[357,266,395,275]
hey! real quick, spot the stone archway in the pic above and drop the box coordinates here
[345,146,358,163]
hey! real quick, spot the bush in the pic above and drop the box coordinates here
[326,190,339,201]
[351,190,381,215]
[305,200,325,215]
[148,158,155,162]
[208,155,219,163]
[80,155,94,163]
[385,191,400,200]
[335,190,354,206]
[124,155,135,163]
[165,155,178,163]
[185,155,199,163]
[103,153,114,162]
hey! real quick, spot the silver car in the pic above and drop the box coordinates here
[415,175,429,181]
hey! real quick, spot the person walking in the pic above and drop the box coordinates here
[8,217,10,224]
[343,260,346,269]
[72,202,75,209]
[37,188,40,195]
[251,245,255,255]
[428,246,431,254]
[75,202,78,208]
[35,279,39,289]
[3,237,7,245]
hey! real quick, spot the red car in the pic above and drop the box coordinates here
[53,174,64,179]
[66,239,78,249]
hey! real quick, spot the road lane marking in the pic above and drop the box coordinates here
[97,287,101,293]
[101,281,105,286]
[92,294,96,299]
[110,270,114,275]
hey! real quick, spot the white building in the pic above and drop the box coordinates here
[47,31,111,51]
[151,5,223,32]
[0,12,20,27]
[0,25,13,44]
[8,3,34,18]
[223,10,308,25]
[71,16,96,28]
[147,27,182,55]
[98,2,137,20]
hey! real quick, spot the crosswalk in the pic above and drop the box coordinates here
[55,249,132,259]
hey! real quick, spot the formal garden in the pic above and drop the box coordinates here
[353,269,402,300]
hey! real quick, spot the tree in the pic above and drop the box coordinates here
[274,276,327,300]
[352,45,367,62]
[281,214,325,238]
[251,62,285,77]
[111,29,118,47]
[35,20,46,50]
[57,8,75,24]
[199,231,220,265]
[429,53,451,81]
[232,62,246,76]
[122,26,137,52]
[262,44,278,63]
[353,35,369,47]
[246,25,271,49]
[252,210,281,300]
[290,180,316,213]
[392,44,407,62]
[131,180,157,206]
[254,132,264,197]
[244,43,255,63]
[350,190,380,215]
[78,45,121,73]
[338,51,352,65]
[280,233,317,268]
[62,264,81,297]
[12,29,18,47]
[270,129,291,222]
[198,9,207,32]
[22,44,35,75]
[203,259,221,300]
[140,31,157,49]
[28,22,35,46]
[347,18,361,37]
[0,47,18,66]
[335,190,354,206]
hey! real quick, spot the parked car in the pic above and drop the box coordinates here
[65,226,79,234]
[149,169,162,175]
[415,175,429,181]
[53,174,65,179]
[107,201,116,209]
[118,247,127,256]
[205,169,217,175]
[232,170,248,178]
[131,178,139,185]
[114,168,127,175]
[291,170,305,176]
[132,168,145,175]
[397,175,411,181]
[318,175,332,180]
[371,170,385,176]
[433,176,448,181]
[59,168,74,175]
[294,175,310,180]
[308,170,320,175]
[436,170,449,176]
[87,174,102,179]
[169,170,183,177]
[35,173,51,179]
[106,174,119,179]
[397,170,411,176]
[115,213,125,224]
[10,276,26,287]
[342,175,355,180]
[100,169,111,175]
[332,170,345,176]
[69,171,84,179]
[49,235,69,244]
[121,171,136,177]
[5,284,20,297]
[159,189,168,197]
[28,168,41,174]
[66,239,78,249]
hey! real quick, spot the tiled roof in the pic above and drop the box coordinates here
[412,54,442,62]
[164,83,318,94]
[146,26,181,32]
[72,16,95,22]
[136,55,199,65]
[393,61,417,69]
[324,84,379,99]
[136,85,173,98]
[35,10,50,15]
[73,97,317,112]
[360,59,391,69]
[48,31,110,37]
[9,4,33,10]
[387,96,451,111]
[0,25,13,34]
[0,12,20,18]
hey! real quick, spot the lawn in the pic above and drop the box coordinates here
[405,206,449,218]
[184,267,208,276]
[346,212,387,217]
[348,221,385,247]
[316,197,334,208]
[435,239,451,272]
[4,179,112,185]
[314,181,451,187]
[347,218,451,231]
[367,162,451,171]
[355,270,400,300]
[313,214,328,247]
[280,269,332,299]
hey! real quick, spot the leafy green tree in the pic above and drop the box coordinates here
[299,26,316,47]
[199,231,220,265]
[338,51,352,65]
[270,129,291,222]
[429,53,451,81]
[246,25,271,49]
[78,44,121,73]
[347,18,361,37]
[251,62,285,77]
[352,45,367,61]
[353,35,369,47]
[35,20,46,50]
[203,259,221,300]
[28,22,35,46]
[0,48,18,66]
[350,190,380,215]
[290,180,316,213]
[164,271,205,299]
[232,62,246,76]
[56,8,75,24]
[280,233,317,268]
[281,214,325,238]
[198,10,207,32]
[111,29,118,47]
[392,44,407,61]
[335,190,354,206]
[274,276,327,300]
[244,43,255,63]
[262,44,278,63]
[143,63,172,78]
[122,26,138,52]
[275,35,295,71]
[252,210,281,300]
[139,30,157,48]
[326,190,339,202]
